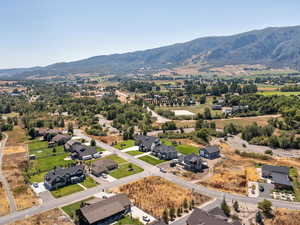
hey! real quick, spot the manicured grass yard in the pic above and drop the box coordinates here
[176,144,199,155]
[114,140,135,150]
[61,197,94,218]
[138,155,166,165]
[96,147,106,152]
[28,140,49,151]
[116,216,143,225]
[109,163,144,179]
[51,184,84,198]
[29,171,47,183]
[105,154,127,164]
[161,138,173,146]
[126,150,143,156]
[80,176,98,188]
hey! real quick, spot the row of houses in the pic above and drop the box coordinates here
[135,135,221,172]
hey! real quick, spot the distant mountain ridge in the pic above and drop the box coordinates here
[2,25,300,79]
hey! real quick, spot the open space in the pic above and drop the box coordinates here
[117,176,210,218]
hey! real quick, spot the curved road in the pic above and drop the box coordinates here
[1,129,300,224]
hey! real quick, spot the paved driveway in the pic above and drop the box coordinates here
[259,183,274,199]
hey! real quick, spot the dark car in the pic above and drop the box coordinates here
[259,185,264,192]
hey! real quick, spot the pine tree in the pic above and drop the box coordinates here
[233,201,239,212]
[169,207,176,220]
[162,209,169,224]
[183,199,189,212]
[221,198,230,217]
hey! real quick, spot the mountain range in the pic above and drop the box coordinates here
[2,25,300,79]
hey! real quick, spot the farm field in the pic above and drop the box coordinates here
[9,208,73,225]
[138,155,166,165]
[51,184,84,198]
[259,91,300,96]
[117,176,210,218]
[114,140,135,150]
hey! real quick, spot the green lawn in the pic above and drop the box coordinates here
[29,152,73,174]
[61,197,94,218]
[114,140,135,150]
[161,138,173,146]
[80,176,98,188]
[30,145,65,158]
[126,150,143,156]
[138,155,166,165]
[96,147,106,152]
[116,216,143,225]
[28,140,49,152]
[176,144,199,155]
[109,163,144,179]
[51,184,84,198]
[29,171,47,183]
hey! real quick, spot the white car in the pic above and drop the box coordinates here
[160,168,166,173]
[143,216,150,222]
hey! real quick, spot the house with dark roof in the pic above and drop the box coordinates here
[64,140,81,151]
[77,193,131,225]
[200,146,220,159]
[212,105,222,110]
[91,159,118,177]
[70,144,100,160]
[135,135,160,152]
[261,164,292,190]
[187,208,241,225]
[152,144,178,160]
[49,134,71,147]
[179,153,203,172]
[44,165,85,190]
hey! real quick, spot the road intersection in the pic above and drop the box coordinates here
[1,130,300,224]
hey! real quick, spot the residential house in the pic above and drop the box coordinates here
[261,164,292,190]
[64,140,81,151]
[77,194,131,225]
[49,134,71,147]
[152,144,177,160]
[91,159,118,177]
[179,153,203,172]
[44,165,85,190]
[200,146,220,159]
[71,144,100,160]
[135,135,160,152]
[34,128,48,137]
[43,129,62,141]
[187,208,241,225]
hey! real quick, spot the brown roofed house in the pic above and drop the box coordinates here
[91,159,118,177]
[77,194,131,225]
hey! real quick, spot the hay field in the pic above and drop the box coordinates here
[0,183,10,216]
[9,208,73,225]
[265,208,300,225]
[118,176,210,218]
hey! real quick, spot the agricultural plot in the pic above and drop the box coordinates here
[118,176,210,218]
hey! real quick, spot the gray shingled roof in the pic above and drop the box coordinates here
[202,146,220,154]
[262,164,289,175]
[44,164,84,184]
[135,135,159,149]
[271,172,292,186]
[79,194,131,224]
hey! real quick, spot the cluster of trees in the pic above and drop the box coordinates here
[122,81,159,93]
[162,199,195,224]
[280,84,300,92]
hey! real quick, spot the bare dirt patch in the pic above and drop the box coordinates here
[4,146,26,155]
[116,176,210,218]
[9,208,73,225]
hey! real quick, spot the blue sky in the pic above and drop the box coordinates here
[1,0,300,68]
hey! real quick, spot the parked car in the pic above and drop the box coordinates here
[102,174,107,179]
[259,185,264,192]
[160,168,166,173]
[143,216,150,222]
[33,182,39,188]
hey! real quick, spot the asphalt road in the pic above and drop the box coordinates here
[2,130,300,224]
[0,133,17,213]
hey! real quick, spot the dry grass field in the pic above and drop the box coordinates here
[265,208,300,225]
[117,176,210,218]
[9,208,73,225]
[3,126,38,210]
[0,182,10,216]
[199,142,300,195]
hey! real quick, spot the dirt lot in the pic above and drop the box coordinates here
[0,183,10,216]
[3,126,39,210]
[199,141,300,195]
[265,208,300,225]
[9,208,73,225]
[116,176,210,218]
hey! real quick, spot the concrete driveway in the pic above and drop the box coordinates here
[131,206,156,224]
